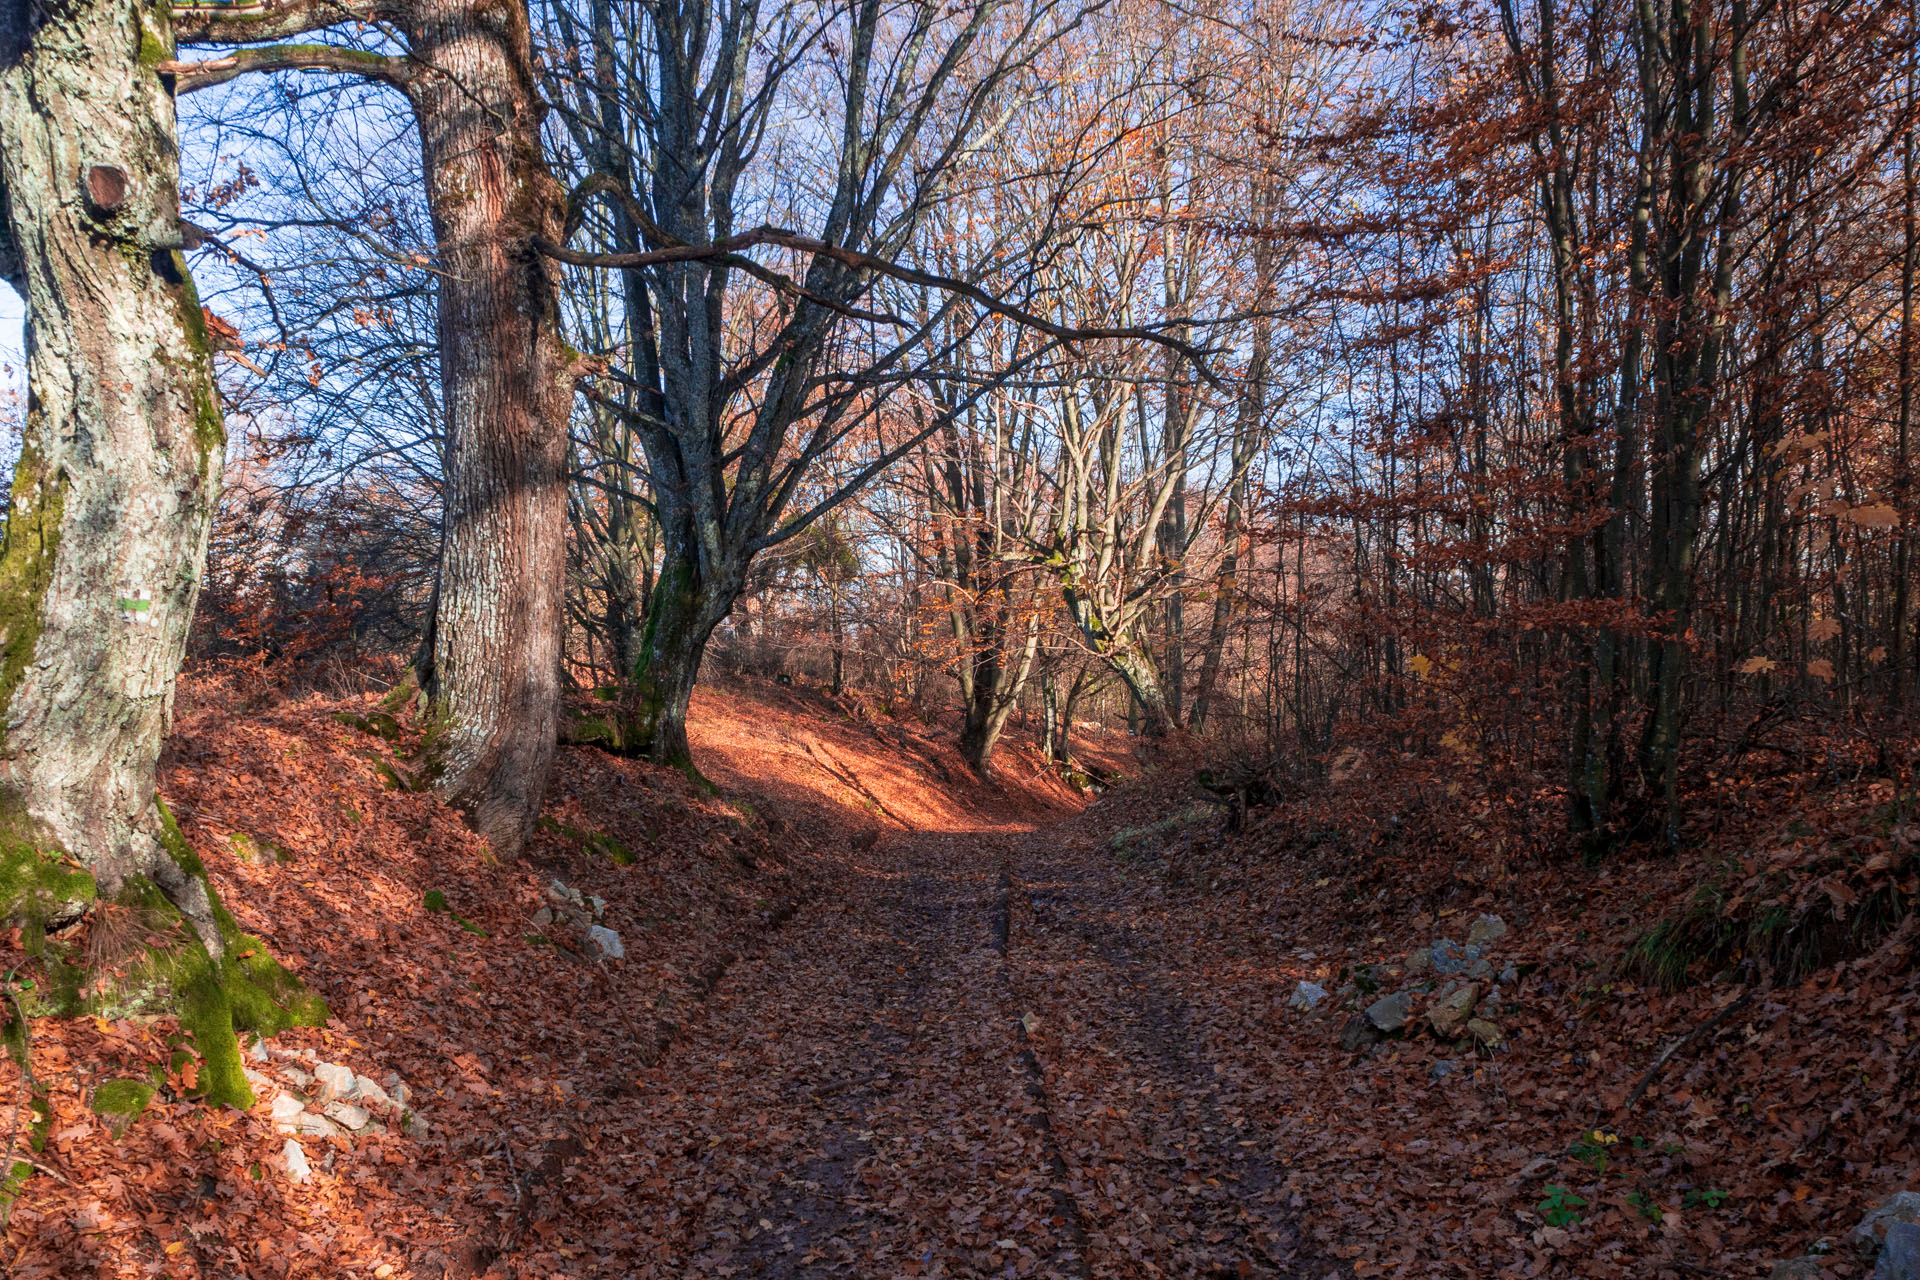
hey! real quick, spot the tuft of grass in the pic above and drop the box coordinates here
[1624,882,1739,990]
[1626,853,1913,990]
[1109,805,1212,859]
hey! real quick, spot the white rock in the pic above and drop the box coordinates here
[401,1109,429,1139]
[244,1067,274,1093]
[270,1093,307,1124]
[323,1101,373,1131]
[280,1065,315,1090]
[588,895,607,919]
[282,1139,312,1184]
[531,906,554,928]
[247,1038,269,1063]
[312,1062,357,1104]
[383,1074,410,1107]
[353,1075,394,1113]
[586,924,625,959]
[295,1112,342,1139]
[1288,980,1329,1011]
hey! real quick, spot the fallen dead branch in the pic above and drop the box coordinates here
[1622,989,1755,1113]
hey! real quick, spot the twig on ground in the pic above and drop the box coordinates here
[1623,989,1755,1113]
[808,1072,890,1102]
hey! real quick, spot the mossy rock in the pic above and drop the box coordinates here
[562,711,624,750]
[226,831,289,866]
[88,1077,156,1138]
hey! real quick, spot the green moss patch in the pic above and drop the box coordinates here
[422,888,488,936]
[116,800,331,1109]
[0,827,97,931]
[226,831,289,866]
[0,439,67,752]
[2,791,323,1117]
[88,1077,156,1138]
[334,710,402,742]
[538,815,638,866]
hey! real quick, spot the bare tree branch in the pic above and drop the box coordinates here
[532,228,1222,381]
[160,45,412,94]
[170,0,395,45]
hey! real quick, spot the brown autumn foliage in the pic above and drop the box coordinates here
[7,0,1920,1275]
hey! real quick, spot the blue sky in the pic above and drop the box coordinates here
[1,282,20,367]
[1,283,20,433]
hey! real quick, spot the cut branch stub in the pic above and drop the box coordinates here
[83,164,128,215]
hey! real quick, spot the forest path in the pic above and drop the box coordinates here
[634,816,1316,1279]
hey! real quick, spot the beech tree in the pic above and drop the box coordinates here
[166,0,583,855]
[539,0,1208,773]
[919,360,1051,773]
[0,0,321,1108]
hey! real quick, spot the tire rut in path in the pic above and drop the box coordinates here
[669,828,1083,1276]
[644,823,1313,1277]
[1009,839,1316,1278]
[993,862,1095,1278]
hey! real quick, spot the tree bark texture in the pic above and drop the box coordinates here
[0,0,222,947]
[170,0,581,858]
[409,0,576,856]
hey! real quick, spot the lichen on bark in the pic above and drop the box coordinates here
[0,440,66,748]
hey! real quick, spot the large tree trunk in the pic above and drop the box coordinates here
[0,0,323,1109]
[164,1,582,856]
[409,0,577,856]
[0,0,222,943]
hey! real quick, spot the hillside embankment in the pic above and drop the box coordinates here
[4,675,1916,1279]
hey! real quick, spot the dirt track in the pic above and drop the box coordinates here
[627,821,1321,1278]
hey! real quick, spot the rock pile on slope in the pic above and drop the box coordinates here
[241,1039,428,1183]
[1328,914,1520,1053]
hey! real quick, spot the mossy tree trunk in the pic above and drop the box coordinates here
[622,522,741,778]
[1058,581,1173,738]
[0,0,222,950]
[0,0,326,1111]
